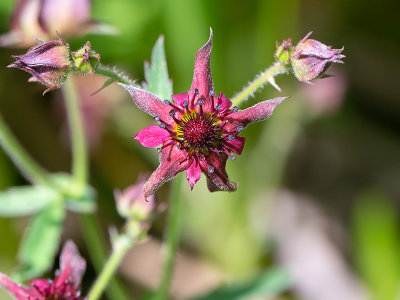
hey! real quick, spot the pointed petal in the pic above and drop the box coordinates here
[59,240,86,288]
[225,136,245,155]
[118,84,173,125]
[225,97,287,132]
[186,159,201,190]
[171,93,189,106]
[0,273,34,300]
[133,125,170,147]
[189,28,214,111]
[217,93,232,112]
[143,145,190,199]
[202,153,237,192]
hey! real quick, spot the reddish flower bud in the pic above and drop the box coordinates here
[291,32,345,84]
[114,174,155,222]
[8,37,72,95]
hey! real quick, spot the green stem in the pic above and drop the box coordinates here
[62,78,128,300]
[0,114,50,185]
[96,64,135,85]
[154,174,184,300]
[87,228,136,300]
[231,62,288,107]
[62,78,87,192]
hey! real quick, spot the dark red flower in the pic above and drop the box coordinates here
[8,37,72,95]
[0,240,86,300]
[120,29,286,198]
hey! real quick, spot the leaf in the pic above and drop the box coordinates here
[91,78,115,96]
[0,185,60,217]
[190,267,291,300]
[50,173,97,213]
[14,203,65,281]
[143,35,173,100]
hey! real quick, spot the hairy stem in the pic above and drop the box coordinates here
[231,62,288,107]
[0,114,50,185]
[96,64,135,85]
[154,174,184,300]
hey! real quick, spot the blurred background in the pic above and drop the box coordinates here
[0,0,399,299]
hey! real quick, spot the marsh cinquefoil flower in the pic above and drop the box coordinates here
[120,30,286,198]
[0,240,86,300]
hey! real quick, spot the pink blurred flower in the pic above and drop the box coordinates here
[0,240,86,300]
[0,0,102,48]
[8,36,72,95]
[291,32,345,84]
[120,29,286,198]
[114,174,155,221]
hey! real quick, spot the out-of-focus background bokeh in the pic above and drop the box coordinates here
[0,0,399,299]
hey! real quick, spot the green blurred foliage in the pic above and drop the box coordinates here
[0,0,399,299]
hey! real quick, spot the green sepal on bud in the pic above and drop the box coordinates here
[71,41,100,75]
[274,38,293,65]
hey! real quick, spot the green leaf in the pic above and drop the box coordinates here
[0,185,60,217]
[14,203,65,281]
[50,173,97,213]
[143,35,173,99]
[190,267,291,300]
[352,190,400,300]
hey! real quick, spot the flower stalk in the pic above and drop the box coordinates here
[231,62,288,107]
[0,114,50,186]
[96,64,135,85]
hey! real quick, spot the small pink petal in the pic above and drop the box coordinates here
[0,273,34,300]
[134,125,170,148]
[171,93,188,106]
[202,153,237,192]
[225,136,245,155]
[29,279,51,295]
[217,93,232,112]
[225,97,287,132]
[119,84,173,125]
[59,240,86,288]
[186,159,202,190]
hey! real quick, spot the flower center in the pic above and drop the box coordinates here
[176,111,221,153]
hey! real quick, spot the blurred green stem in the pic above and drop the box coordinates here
[87,222,138,300]
[231,62,288,107]
[0,114,50,185]
[62,78,128,300]
[96,64,135,85]
[154,174,184,300]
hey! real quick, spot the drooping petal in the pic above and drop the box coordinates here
[186,159,202,190]
[119,84,173,125]
[225,97,287,132]
[59,240,86,288]
[225,136,245,155]
[0,273,36,300]
[201,153,237,192]
[217,93,232,112]
[133,125,170,147]
[189,28,214,111]
[171,93,189,106]
[143,145,191,199]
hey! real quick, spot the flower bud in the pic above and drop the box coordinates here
[291,32,345,84]
[71,41,100,75]
[274,38,293,65]
[114,175,155,222]
[8,37,72,95]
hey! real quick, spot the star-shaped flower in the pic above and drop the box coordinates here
[0,240,86,300]
[120,29,286,198]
